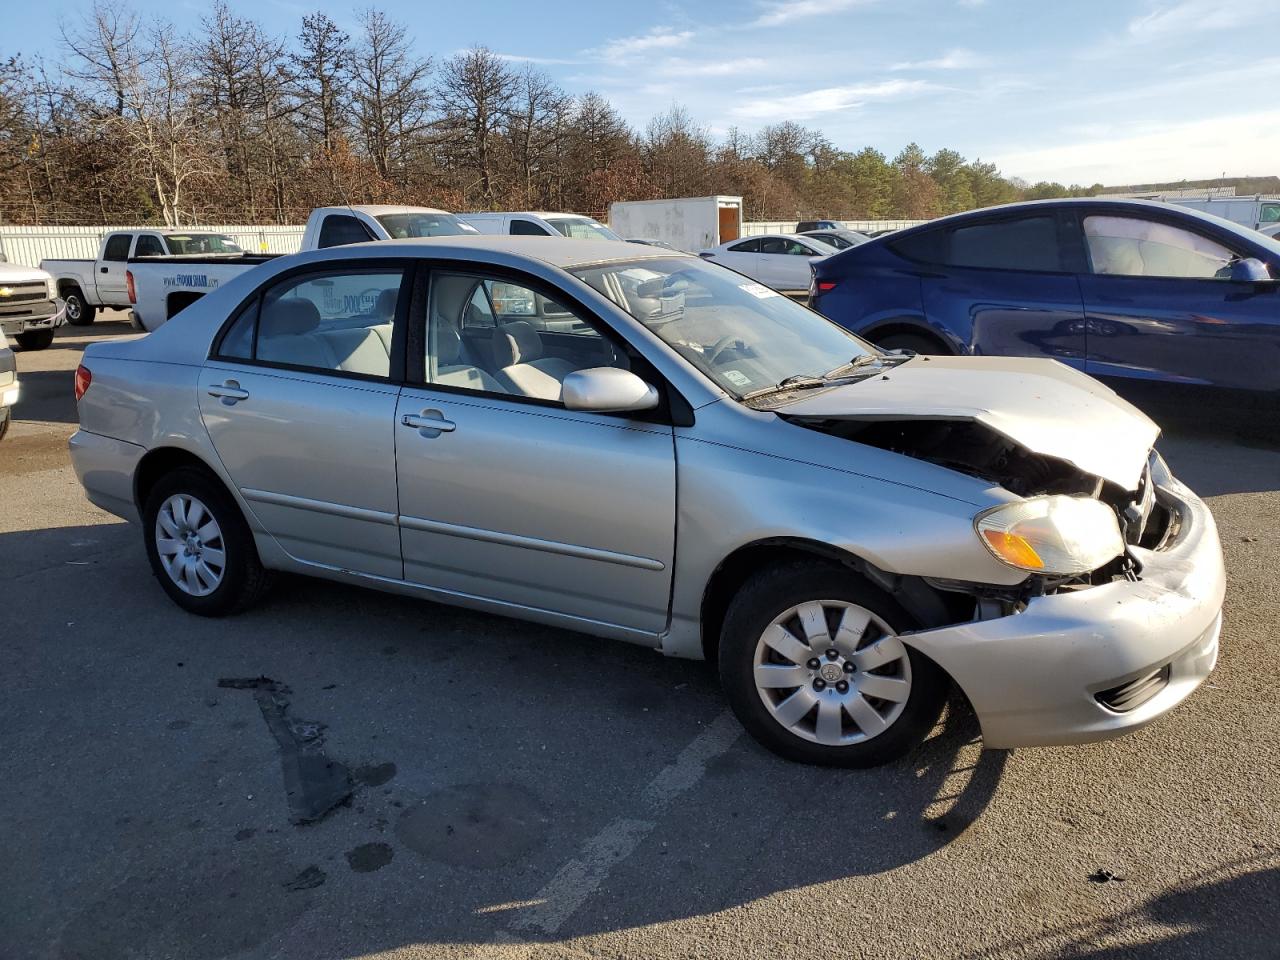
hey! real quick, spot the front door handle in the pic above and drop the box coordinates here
[207,381,250,404]
[401,410,456,436]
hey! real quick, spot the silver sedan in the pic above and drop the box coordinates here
[69,237,1224,766]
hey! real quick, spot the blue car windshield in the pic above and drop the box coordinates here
[571,256,875,398]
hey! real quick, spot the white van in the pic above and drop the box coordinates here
[458,211,622,241]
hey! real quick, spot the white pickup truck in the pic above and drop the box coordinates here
[42,230,245,327]
[125,205,476,332]
[0,261,64,350]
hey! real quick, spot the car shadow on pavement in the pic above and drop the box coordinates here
[11,368,81,424]
[2,521,1009,958]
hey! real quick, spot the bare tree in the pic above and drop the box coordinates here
[352,9,431,185]
[504,64,568,207]
[292,13,350,156]
[434,47,516,207]
[60,0,145,118]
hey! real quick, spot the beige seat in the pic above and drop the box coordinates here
[257,298,337,369]
[435,325,504,393]
[320,324,392,376]
[492,321,576,400]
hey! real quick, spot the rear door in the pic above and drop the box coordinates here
[1077,212,1280,390]
[98,233,133,305]
[198,262,408,578]
[898,211,1087,366]
[710,237,762,279]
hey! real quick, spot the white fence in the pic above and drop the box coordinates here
[0,224,306,267]
[743,219,927,236]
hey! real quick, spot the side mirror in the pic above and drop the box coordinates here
[1230,257,1272,282]
[562,367,659,413]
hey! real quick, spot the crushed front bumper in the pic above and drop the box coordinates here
[905,478,1224,749]
[0,298,66,337]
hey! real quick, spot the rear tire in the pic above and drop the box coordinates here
[63,288,95,326]
[142,466,271,616]
[719,562,947,767]
[15,329,54,351]
[874,332,947,356]
[0,406,9,442]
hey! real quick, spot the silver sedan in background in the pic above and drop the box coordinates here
[69,237,1224,766]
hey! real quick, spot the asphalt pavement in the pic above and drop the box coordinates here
[2,314,1278,960]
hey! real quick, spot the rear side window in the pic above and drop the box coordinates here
[510,219,551,236]
[729,238,761,253]
[134,235,165,257]
[318,215,373,249]
[893,216,1064,272]
[103,234,132,261]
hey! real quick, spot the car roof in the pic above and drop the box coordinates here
[460,211,599,221]
[303,235,688,269]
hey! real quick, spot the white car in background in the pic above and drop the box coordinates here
[0,328,18,440]
[459,211,622,241]
[699,234,832,291]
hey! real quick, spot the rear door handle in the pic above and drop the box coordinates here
[401,410,456,436]
[207,381,250,404]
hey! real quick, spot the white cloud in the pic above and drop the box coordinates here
[653,57,769,78]
[958,0,988,6]
[593,27,693,60]
[1127,0,1257,40]
[994,110,1280,184]
[748,0,876,28]
[730,79,938,121]
[891,48,984,71]
[486,52,583,65]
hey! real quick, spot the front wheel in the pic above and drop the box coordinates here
[874,332,946,356]
[142,466,271,616]
[719,563,947,767]
[63,289,95,326]
[15,329,54,351]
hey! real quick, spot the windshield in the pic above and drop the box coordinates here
[376,213,477,238]
[549,217,621,241]
[571,256,876,398]
[164,234,242,254]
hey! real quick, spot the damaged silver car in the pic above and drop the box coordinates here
[69,238,1224,766]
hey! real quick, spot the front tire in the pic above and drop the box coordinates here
[15,329,55,351]
[63,288,95,326]
[874,332,946,356]
[719,563,947,767]
[142,466,271,616]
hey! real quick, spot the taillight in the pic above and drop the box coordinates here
[74,364,92,401]
[816,281,838,293]
[126,269,136,304]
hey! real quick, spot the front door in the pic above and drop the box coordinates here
[198,264,408,578]
[1077,212,1280,391]
[99,233,133,306]
[394,267,677,636]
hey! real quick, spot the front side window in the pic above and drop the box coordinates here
[547,217,622,241]
[219,268,403,378]
[1260,203,1280,224]
[572,256,875,399]
[510,219,552,236]
[786,240,818,256]
[103,234,132,261]
[318,215,373,249]
[1085,215,1237,279]
[425,271,622,401]
[134,235,165,257]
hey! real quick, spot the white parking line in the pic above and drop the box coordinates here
[507,710,743,937]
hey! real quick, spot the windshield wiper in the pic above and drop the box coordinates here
[821,353,882,378]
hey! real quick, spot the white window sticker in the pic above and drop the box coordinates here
[723,369,751,387]
[740,282,780,299]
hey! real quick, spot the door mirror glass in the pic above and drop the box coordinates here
[1229,257,1272,282]
[561,367,659,413]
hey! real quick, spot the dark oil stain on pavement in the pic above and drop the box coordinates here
[354,761,397,787]
[346,842,394,873]
[218,677,352,825]
[396,783,550,868]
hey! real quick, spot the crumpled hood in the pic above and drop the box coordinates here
[778,355,1160,491]
[0,262,52,284]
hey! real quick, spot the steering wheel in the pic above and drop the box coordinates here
[707,335,749,367]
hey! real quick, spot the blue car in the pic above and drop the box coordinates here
[811,198,1280,393]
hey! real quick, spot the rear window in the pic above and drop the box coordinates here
[892,215,1064,272]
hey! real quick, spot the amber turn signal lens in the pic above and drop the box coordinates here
[981,529,1045,570]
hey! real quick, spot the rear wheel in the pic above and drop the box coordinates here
[15,329,54,351]
[719,563,947,767]
[142,466,271,616]
[874,332,947,356]
[0,406,9,442]
[63,288,95,326]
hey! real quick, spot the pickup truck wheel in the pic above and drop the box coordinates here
[719,563,946,767]
[63,289,95,326]
[142,466,271,616]
[15,329,54,350]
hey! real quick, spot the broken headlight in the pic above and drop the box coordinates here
[975,495,1125,575]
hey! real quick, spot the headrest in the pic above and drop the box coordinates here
[436,322,462,365]
[375,288,398,321]
[492,321,543,367]
[266,297,321,335]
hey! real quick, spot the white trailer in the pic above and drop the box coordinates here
[1134,195,1280,233]
[608,196,743,252]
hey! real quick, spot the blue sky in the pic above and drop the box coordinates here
[11,0,1280,185]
